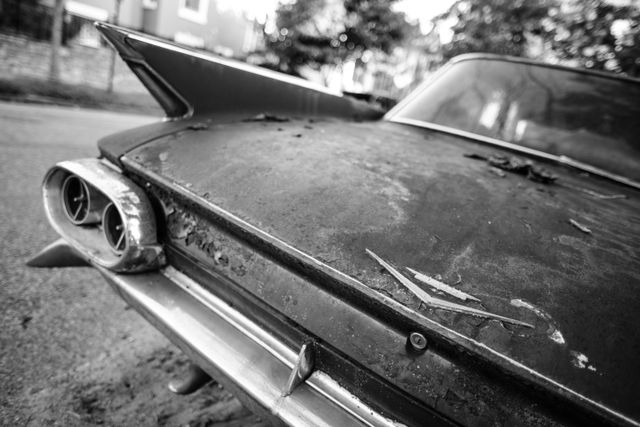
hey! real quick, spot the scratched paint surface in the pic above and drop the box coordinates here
[147,186,565,425]
[127,117,640,420]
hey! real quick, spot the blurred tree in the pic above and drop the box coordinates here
[615,24,640,76]
[0,0,53,39]
[49,0,65,83]
[548,0,640,76]
[264,0,417,76]
[434,0,555,59]
[0,0,82,42]
[433,0,640,77]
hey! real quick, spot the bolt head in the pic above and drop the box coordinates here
[407,332,428,353]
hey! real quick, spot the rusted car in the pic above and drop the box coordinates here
[29,23,640,426]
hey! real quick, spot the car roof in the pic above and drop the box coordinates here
[448,53,640,84]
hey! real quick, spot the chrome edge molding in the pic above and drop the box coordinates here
[99,264,403,427]
[42,158,164,272]
[125,33,344,98]
[388,117,640,191]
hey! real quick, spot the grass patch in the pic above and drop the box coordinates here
[0,77,163,116]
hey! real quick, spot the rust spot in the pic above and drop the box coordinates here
[444,389,467,409]
[242,113,290,123]
[231,263,247,277]
[213,251,229,266]
[157,189,235,268]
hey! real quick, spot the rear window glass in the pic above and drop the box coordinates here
[393,59,640,181]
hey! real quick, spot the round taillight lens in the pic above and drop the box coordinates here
[103,203,126,254]
[62,175,91,224]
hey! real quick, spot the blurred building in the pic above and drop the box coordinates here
[317,29,442,101]
[39,0,262,56]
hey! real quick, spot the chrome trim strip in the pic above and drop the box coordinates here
[447,53,640,84]
[164,267,405,427]
[133,60,194,121]
[126,33,344,98]
[384,62,453,120]
[95,23,192,121]
[388,117,640,191]
[98,264,402,427]
[162,266,297,368]
[386,55,640,121]
[121,155,639,427]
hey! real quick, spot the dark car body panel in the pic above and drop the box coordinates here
[115,116,640,425]
[97,120,194,167]
[96,23,383,121]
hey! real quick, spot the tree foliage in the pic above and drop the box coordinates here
[548,0,640,75]
[0,0,83,44]
[0,0,53,40]
[264,0,417,75]
[438,0,552,58]
[434,0,640,77]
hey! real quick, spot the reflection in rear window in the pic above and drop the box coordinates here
[393,59,640,181]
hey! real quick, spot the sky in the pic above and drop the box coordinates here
[216,0,457,32]
[393,0,456,32]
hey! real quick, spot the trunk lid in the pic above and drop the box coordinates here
[125,117,640,424]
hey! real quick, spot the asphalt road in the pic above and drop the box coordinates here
[0,102,266,426]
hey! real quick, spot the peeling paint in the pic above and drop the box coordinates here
[510,299,565,345]
[570,351,597,372]
[127,217,143,242]
[549,330,565,346]
[158,189,250,280]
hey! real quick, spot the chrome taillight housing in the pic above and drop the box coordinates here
[42,158,164,272]
[102,203,126,254]
[61,175,109,225]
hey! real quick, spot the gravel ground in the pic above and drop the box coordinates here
[0,102,268,426]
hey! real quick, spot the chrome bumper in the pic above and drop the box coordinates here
[97,263,401,427]
[29,156,403,426]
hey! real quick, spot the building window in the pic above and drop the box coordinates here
[178,0,209,24]
[142,0,158,10]
[174,31,205,48]
[65,1,109,21]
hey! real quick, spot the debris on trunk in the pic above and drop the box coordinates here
[365,249,533,328]
[242,113,290,122]
[453,273,462,285]
[21,315,33,329]
[489,167,506,178]
[488,154,557,184]
[521,220,533,234]
[562,183,627,200]
[405,267,480,302]
[188,123,209,131]
[465,153,557,184]
[592,193,627,200]
[569,219,592,234]
[464,153,487,160]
